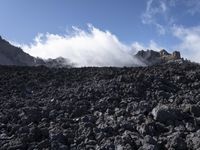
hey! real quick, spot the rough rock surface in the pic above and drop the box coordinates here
[0,36,72,68]
[0,36,40,66]
[0,61,200,149]
[135,49,182,65]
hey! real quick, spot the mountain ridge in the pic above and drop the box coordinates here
[0,36,184,67]
[0,37,73,67]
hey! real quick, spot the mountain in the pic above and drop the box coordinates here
[0,36,184,67]
[0,36,42,66]
[135,49,183,66]
[0,36,73,67]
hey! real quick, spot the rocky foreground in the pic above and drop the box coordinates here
[1,62,200,149]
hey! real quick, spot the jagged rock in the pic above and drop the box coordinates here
[138,144,159,150]
[22,107,42,123]
[37,139,50,149]
[172,51,181,59]
[151,105,182,124]
[186,130,200,149]
[0,61,200,149]
[135,50,161,65]
[166,132,187,150]
[190,105,200,117]
[142,135,157,145]
[135,49,182,65]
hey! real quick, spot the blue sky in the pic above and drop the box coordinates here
[0,0,148,43]
[1,0,200,66]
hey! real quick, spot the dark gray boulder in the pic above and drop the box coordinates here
[152,105,182,124]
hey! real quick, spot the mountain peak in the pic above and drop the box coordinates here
[135,49,182,66]
[160,49,170,56]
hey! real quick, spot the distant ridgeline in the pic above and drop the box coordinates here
[135,49,183,66]
[0,35,184,67]
[0,36,72,67]
[0,36,41,66]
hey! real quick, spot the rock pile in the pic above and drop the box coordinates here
[0,61,200,149]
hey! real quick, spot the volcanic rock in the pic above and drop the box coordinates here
[151,105,182,124]
[135,49,182,65]
[0,61,200,149]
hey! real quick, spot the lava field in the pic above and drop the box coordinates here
[1,62,200,150]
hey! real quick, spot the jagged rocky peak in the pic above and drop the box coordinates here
[135,49,182,65]
[160,49,170,56]
[159,49,181,60]
[172,51,181,59]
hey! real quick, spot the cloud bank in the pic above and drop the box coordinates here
[172,25,200,62]
[20,25,163,67]
[21,25,141,67]
[131,40,163,51]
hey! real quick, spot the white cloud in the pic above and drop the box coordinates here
[169,0,177,7]
[142,0,168,35]
[155,23,166,35]
[18,26,136,67]
[17,25,164,67]
[185,0,200,15]
[131,42,145,51]
[159,0,200,16]
[172,25,200,62]
[160,1,167,12]
[142,0,187,35]
[131,40,163,51]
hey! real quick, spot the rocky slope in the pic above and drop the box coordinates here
[0,36,41,66]
[0,61,200,149]
[0,36,72,68]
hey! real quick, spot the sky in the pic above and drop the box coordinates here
[1,0,200,66]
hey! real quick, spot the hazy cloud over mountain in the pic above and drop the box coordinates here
[2,0,200,65]
[172,25,200,62]
[18,25,168,67]
[20,25,151,67]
